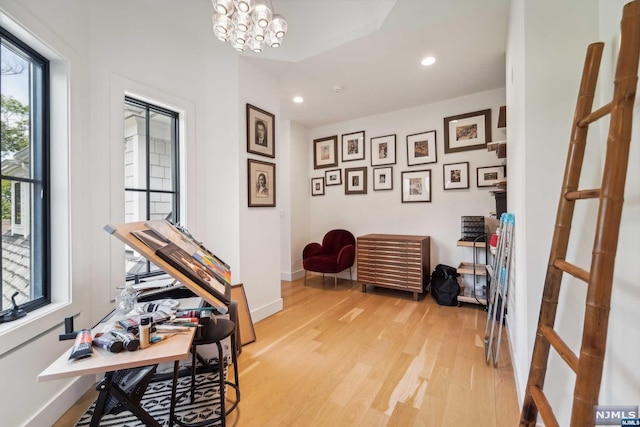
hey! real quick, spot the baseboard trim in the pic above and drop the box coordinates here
[250,298,283,323]
[26,375,95,427]
[283,269,356,283]
[281,269,305,281]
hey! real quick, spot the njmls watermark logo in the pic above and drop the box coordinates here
[594,405,639,425]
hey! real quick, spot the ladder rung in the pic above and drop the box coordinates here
[553,259,590,282]
[540,325,579,373]
[529,386,560,427]
[577,101,612,127]
[564,188,601,200]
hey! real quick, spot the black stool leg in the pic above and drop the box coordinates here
[190,344,197,404]
[215,341,226,427]
[169,360,180,427]
[230,332,240,407]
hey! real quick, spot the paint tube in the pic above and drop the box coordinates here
[69,329,94,360]
[109,329,140,351]
[92,334,124,353]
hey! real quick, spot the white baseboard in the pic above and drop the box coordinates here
[281,269,305,281]
[26,375,95,427]
[281,269,355,282]
[250,297,283,323]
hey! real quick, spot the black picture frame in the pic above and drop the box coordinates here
[345,167,367,194]
[401,169,432,203]
[477,165,506,187]
[407,130,437,165]
[443,162,470,190]
[246,103,275,158]
[373,167,393,191]
[371,134,396,166]
[342,131,366,162]
[444,109,492,153]
[325,169,342,186]
[313,135,339,169]
[248,159,276,207]
[311,177,325,196]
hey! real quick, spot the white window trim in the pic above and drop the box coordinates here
[109,74,194,300]
[0,4,76,356]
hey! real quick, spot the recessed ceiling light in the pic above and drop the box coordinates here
[421,56,436,66]
[293,96,304,103]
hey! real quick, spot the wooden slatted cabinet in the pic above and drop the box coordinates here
[357,234,430,301]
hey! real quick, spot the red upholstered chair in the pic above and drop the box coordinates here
[302,229,356,289]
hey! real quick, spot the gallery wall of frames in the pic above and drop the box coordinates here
[310,107,506,203]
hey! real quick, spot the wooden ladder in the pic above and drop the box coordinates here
[519,2,640,426]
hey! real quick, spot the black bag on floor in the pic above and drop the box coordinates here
[430,264,460,306]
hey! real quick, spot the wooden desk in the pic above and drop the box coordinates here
[38,300,197,427]
[38,328,195,382]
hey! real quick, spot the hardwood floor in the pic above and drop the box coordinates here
[54,277,520,426]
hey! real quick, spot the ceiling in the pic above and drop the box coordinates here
[147,0,510,128]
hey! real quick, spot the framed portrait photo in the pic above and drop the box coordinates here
[325,169,342,186]
[401,169,432,203]
[345,167,367,195]
[313,135,338,169]
[342,130,365,162]
[246,104,275,158]
[247,159,276,207]
[311,177,325,196]
[444,109,492,153]
[371,134,396,166]
[373,167,393,191]
[477,165,506,187]
[443,162,470,190]
[407,130,437,166]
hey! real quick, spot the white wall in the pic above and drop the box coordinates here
[596,0,640,411]
[302,89,506,276]
[238,58,283,322]
[508,0,640,423]
[280,120,311,280]
[0,0,252,425]
[0,1,95,426]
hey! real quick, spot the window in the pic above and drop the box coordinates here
[124,96,179,281]
[0,26,50,313]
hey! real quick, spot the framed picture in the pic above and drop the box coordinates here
[313,135,338,169]
[247,159,276,207]
[477,165,506,187]
[373,167,393,191]
[246,104,275,158]
[371,134,396,166]
[401,169,432,203]
[345,167,367,194]
[325,169,342,186]
[342,130,365,162]
[443,162,470,190]
[444,109,492,153]
[407,130,437,166]
[311,177,325,196]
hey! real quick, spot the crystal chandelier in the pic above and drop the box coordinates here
[211,0,288,53]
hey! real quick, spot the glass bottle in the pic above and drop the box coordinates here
[116,282,138,316]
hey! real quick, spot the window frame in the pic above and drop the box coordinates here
[0,25,50,313]
[123,96,180,282]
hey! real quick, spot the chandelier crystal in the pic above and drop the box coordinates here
[211,0,287,52]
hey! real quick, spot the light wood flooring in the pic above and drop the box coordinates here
[54,277,520,426]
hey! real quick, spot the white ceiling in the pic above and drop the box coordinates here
[146,0,510,128]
